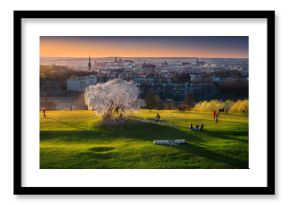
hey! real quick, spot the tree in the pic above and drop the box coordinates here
[224,100,234,113]
[164,99,175,110]
[145,89,163,109]
[184,92,194,109]
[84,79,140,119]
[74,92,87,110]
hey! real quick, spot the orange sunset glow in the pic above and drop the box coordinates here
[40,36,248,58]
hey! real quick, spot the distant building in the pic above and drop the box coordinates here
[182,62,191,66]
[196,58,205,65]
[133,77,155,84]
[124,60,135,63]
[161,60,169,67]
[141,63,156,69]
[212,76,221,82]
[190,74,198,82]
[88,56,92,71]
[67,75,97,91]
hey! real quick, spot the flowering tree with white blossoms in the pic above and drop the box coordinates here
[84,79,141,119]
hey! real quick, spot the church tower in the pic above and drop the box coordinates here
[88,56,92,71]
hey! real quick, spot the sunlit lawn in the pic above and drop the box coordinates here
[40,109,248,169]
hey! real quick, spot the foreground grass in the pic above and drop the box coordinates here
[40,109,248,169]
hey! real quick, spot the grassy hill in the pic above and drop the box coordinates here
[40,109,248,169]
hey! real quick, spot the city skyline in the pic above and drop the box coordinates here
[40,36,248,58]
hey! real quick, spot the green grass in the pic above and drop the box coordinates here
[40,109,248,169]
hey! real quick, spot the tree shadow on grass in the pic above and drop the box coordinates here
[88,147,115,152]
[204,129,248,143]
[160,143,248,168]
[40,119,204,143]
[45,117,91,130]
[78,151,116,160]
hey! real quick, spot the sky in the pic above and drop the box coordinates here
[40,36,248,58]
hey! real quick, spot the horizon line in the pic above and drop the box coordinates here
[40,56,249,59]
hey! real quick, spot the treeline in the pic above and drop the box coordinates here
[143,88,248,113]
[144,89,194,110]
[193,99,248,113]
[144,88,248,113]
[40,65,98,97]
[40,64,98,81]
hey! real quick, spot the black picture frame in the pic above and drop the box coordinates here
[14,10,275,195]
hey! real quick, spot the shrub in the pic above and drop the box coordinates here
[230,99,249,113]
[193,99,248,113]
[193,100,224,112]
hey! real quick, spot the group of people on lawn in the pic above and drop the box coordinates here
[154,110,222,132]
[190,123,204,131]
[189,110,222,131]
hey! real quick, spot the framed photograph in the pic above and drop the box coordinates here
[14,10,275,195]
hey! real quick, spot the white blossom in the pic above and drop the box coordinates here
[84,79,141,115]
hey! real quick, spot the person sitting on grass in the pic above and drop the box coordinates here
[190,123,204,131]
[200,124,204,131]
[154,113,160,122]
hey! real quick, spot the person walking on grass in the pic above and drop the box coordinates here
[42,108,46,119]
[213,110,217,121]
[215,112,219,123]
